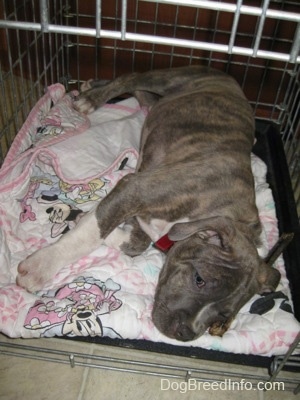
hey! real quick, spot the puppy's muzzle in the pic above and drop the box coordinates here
[152,306,197,341]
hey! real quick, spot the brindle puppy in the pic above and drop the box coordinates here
[17,66,280,341]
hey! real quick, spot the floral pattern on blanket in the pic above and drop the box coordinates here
[0,83,299,356]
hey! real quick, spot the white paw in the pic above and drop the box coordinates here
[74,98,95,114]
[80,79,93,92]
[17,245,65,292]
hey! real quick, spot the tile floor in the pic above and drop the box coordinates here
[0,333,298,400]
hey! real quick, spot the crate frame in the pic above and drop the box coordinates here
[0,0,299,392]
[0,0,299,210]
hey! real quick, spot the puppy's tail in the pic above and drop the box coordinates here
[264,232,294,266]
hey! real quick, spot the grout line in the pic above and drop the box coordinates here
[258,388,265,400]
[77,343,96,400]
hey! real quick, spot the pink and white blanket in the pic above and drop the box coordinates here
[0,84,299,356]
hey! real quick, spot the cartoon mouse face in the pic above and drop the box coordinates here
[46,203,71,223]
[24,277,123,339]
[62,307,103,337]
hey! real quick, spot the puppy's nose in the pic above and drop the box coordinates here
[174,321,196,341]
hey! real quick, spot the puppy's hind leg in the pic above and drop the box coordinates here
[75,73,141,114]
[75,66,212,114]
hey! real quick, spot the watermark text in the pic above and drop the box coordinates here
[160,378,284,393]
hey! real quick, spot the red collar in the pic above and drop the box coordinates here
[153,234,175,252]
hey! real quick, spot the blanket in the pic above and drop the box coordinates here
[0,84,299,356]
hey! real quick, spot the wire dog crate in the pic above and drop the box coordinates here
[0,0,300,392]
[0,0,299,213]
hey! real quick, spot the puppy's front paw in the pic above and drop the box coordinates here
[208,317,233,337]
[17,246,63,293]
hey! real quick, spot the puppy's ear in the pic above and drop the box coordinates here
[257,262,281,294]
[168,216,235,249]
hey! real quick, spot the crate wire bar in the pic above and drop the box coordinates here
[1,1,300,62]
[269,332,300,394]
[0,0,299,211]
[0,340,300,393]
[0,0,299,392]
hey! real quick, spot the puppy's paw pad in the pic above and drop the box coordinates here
[17,261,29,276]
[80,79,94,92]
[17,275,40,293]
[74,98,95,114]
[17,258,43,291]
[16,246,60,292]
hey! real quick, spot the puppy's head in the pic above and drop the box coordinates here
[152,216,280,341]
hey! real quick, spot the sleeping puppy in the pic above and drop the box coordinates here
[17,66,280,341]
